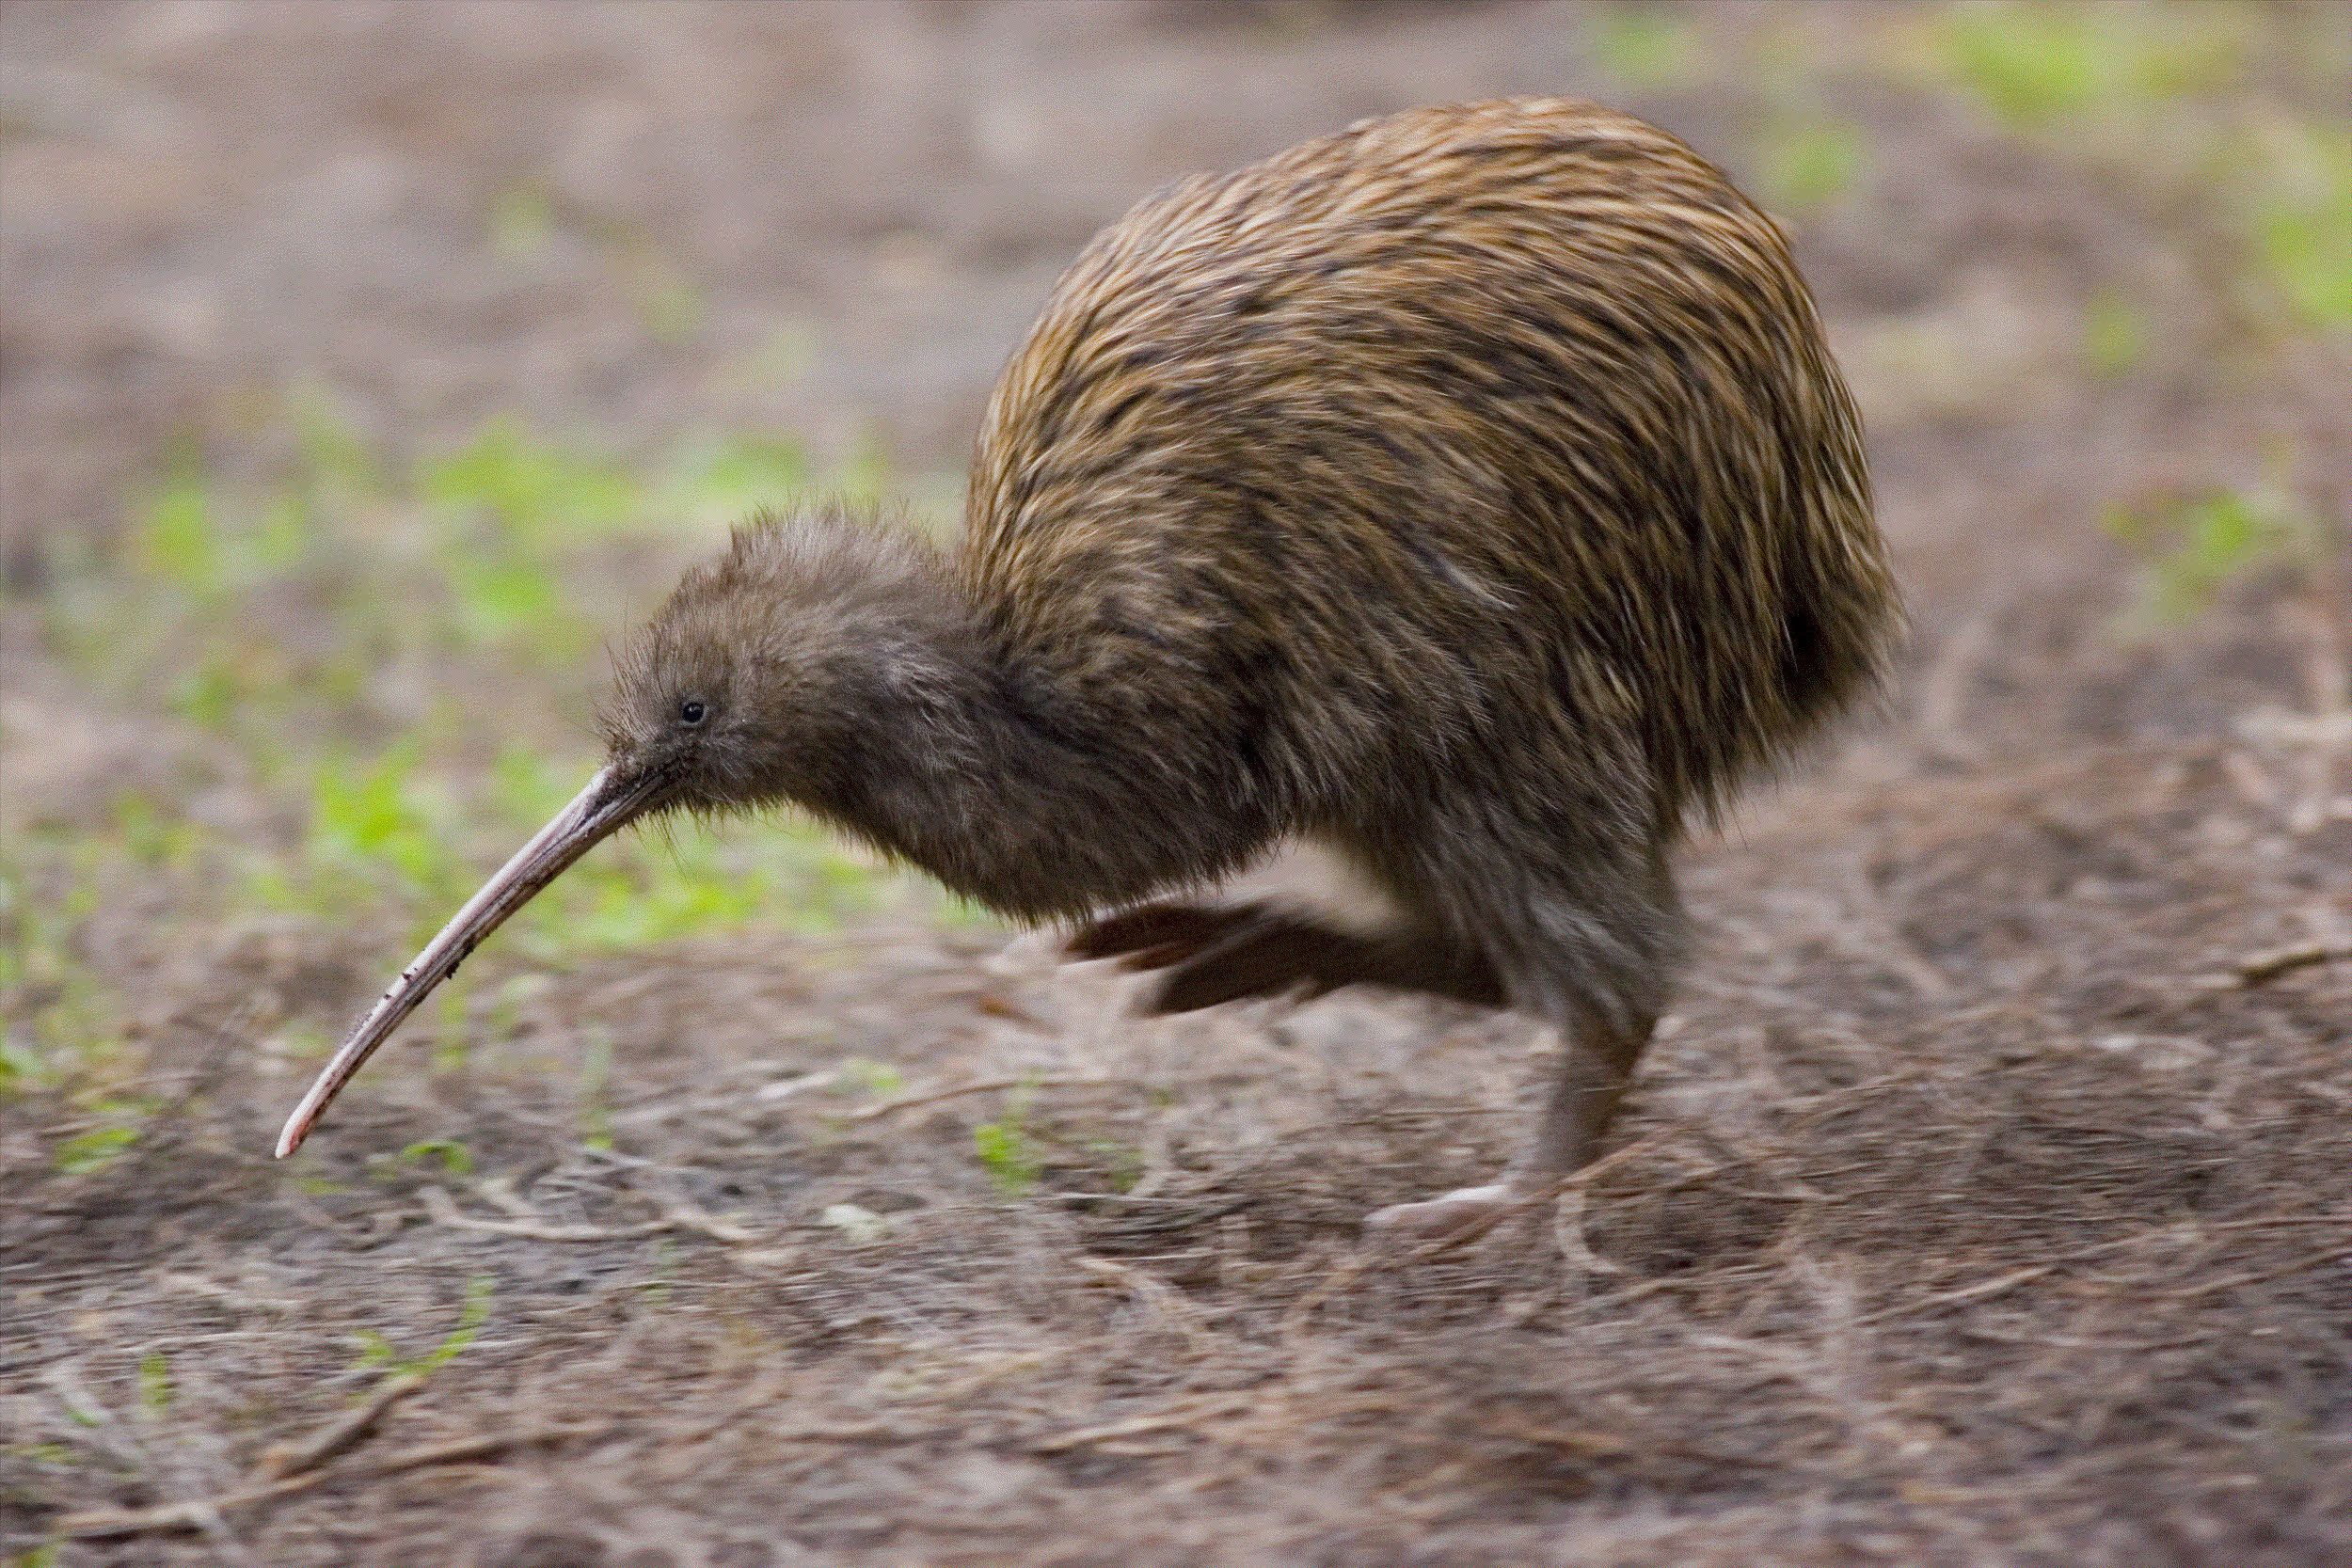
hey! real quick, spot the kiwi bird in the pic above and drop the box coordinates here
[277,99,1899,1238]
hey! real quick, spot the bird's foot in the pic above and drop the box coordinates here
[1361,1181,1540,1246]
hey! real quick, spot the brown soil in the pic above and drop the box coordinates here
[3,4,2347,1565]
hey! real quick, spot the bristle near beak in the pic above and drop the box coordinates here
[274,764,666,1159]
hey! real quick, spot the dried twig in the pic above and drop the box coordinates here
[1029,1391,1258,1454]
[421,1184,673,1242]
[652,1190,761,1243]
[1851,1264,2058,1326]
[418,1184,755,1244]
[255,1371,423,1481]
[2233,941,2350,988]
[846,1075,1137,1122]
[1848,850,1955,1000]
[56,1423,614,1539]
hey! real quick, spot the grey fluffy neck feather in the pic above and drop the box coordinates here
[792,562,1147,923]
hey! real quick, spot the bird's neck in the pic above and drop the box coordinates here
[802,578,1204,924]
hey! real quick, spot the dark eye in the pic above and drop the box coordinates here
[678,699,707,726]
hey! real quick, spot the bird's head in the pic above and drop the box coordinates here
[596,506,955,818]
[275,507,956,1158]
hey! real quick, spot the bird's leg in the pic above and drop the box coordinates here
[1360,851,1683,1245]
[1361,995,1661,1243]
[1527,995,1654,1177]
[1067,900,1503,1011]
[1360,995,1660,1244]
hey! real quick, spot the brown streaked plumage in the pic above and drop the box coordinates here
[277,100,1899,1237]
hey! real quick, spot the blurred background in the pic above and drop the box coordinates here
[2,4,2346,1564]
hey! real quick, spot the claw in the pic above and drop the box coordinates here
[1361,1183,1529,1246]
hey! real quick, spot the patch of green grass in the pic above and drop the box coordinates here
[974,1101,1042,1196]
[131,451,315,606]
[488,182,558,261]
[242,737,898,999]
[2233,119,2352,333]
[628,260,707,344]
[0,1038,45,1096]
[482,182,708,342]
[389,1138,475,1177]
[578,1029,615,1151]
[81,397,851,710]
[132,463,229,596]
[1088,1138,1146,1195]
[2082,290,2153,376]
[1588,7,1699,90]
[664,434,814,526]
[562,844,771,946]
[291,389,385,496]
[486,745,896,952]
[53,1125,139,1176]
[1926,3,2248,129]
[2105,481,2320,626]
[733,322,818,391]
[166,653,244,734]
[135,1352,172,1418]
[441,549,580,655]
[1755,117,1868,214]
[310,743,450,874]
[0,853,69,1003]
[0,849,127,1083]
[107,792,201,870]
[1912,9,2341,345]
[352,1274,494,1378]
[247,740,471,926]
[419,417,644,545]
[53,1095,157,1177]
[838,1057,908,1102]
[265,736,894,954]
[830,435,897,511]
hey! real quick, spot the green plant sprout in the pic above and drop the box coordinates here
[135,1352,172,1418]
[1588,8,1699,91]
[53,1125,139,1176]
[2105,480,2321,628]
[1927,3,2246,129]
[975,1091,1043,1196]
[1755,117,1867,215]
[351,1275,494,1379]
[389,1138,475,1177]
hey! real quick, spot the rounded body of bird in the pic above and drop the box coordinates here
[959,98,1895,925]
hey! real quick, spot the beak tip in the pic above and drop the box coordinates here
[262,765,643,1167]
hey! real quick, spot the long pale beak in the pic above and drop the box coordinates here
[274,765,666,1159]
